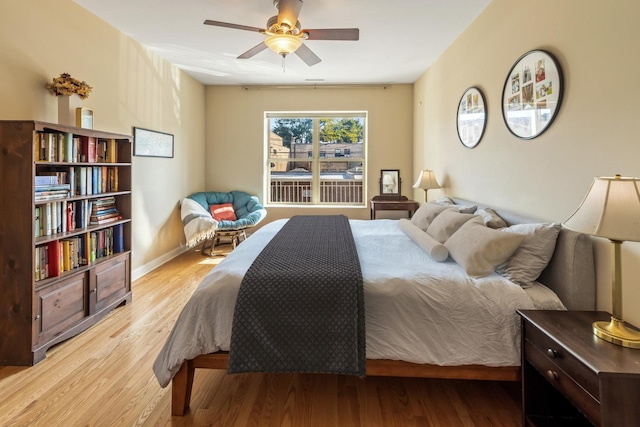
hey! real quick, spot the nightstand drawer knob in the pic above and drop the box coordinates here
[546,348,558,359]
[546,370,559,381]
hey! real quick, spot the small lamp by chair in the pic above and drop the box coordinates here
[563,174,640,349]
[412,170,441,202]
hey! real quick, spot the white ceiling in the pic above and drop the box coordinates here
[74,0,491,86]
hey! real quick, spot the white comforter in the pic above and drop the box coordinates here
[153,219,542,387]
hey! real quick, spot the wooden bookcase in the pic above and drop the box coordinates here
[0,120,132,365]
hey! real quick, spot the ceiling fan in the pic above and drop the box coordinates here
[203,0,359,66]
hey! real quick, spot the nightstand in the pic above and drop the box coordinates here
[369,196,419,219]
[517,310,640,426]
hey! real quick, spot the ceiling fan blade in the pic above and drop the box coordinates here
[303,28,360,41]
[203,20,265,33]
[294,43,321,66]
[276,0,303,29]
[238,42,269,59]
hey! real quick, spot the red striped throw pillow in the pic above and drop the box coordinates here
[209,203,237,221]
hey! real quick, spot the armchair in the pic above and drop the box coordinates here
[187,190,267,255]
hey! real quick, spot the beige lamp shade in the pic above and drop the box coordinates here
[413,170,441,190]
[564,174,640,348]
[563,175,640,242]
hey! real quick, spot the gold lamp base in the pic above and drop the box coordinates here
[593,317,640,349]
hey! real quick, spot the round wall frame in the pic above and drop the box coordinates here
[456,87,487,148]
[501,49,564,139]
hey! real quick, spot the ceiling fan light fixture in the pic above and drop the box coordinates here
[265,33,302,56]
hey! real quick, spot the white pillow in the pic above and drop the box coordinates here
[399,218,448,261]
[410,203,452,231]
[496,223,561,287]
[445,217,527,278]
[475,208,508,229]
[426,209,476,243]
[434,198,477,214]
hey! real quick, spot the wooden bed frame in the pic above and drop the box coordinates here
[171,353,520,415]
[169,200,597,416]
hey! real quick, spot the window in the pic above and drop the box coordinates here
[266,112,366,206]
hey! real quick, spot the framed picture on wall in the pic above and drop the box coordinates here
[133,127,174,158]
[456,87,487,148]
[501,49,564,139]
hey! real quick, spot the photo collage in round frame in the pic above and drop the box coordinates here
[501,50,563,139]
[456,87,487,148]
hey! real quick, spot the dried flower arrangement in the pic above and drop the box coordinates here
[46,73,93,99]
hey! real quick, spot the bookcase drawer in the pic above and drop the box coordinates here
[92,253,130,313]
[36,273,89,344]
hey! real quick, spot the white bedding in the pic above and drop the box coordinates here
[153,218,563,387]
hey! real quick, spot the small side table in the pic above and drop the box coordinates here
[518,310,640,426]
[370,196,419,219]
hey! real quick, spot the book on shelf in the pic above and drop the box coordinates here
[35,184,70,192]
[90,214,122,225]
[42,203,52,236]
[35,206,41,238]
[35,191,69,202]
[113,223,124,253]
[47,241,61,278]
[35,175,59,186]
[76,167,87,195]
[81,136,97,163]
[68,167,76,196]
[64,133,73,162]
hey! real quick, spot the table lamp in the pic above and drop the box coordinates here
[563,174,640,349]
[412,170,441,202]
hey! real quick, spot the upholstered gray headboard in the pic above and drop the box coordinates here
[452,198,596,310]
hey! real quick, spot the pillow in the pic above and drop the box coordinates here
[426,209,476,243]
[209,203,237,221]
[435,197,455,206]
[475,208,508,229]
[398,218,448,261]
[496,223,562,287]
[433,197,477,214]
[410,203,452,231]
[445,217,527,278]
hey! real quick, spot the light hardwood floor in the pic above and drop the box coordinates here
[0,245,522,427]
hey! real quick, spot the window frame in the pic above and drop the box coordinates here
[265,111,368,207]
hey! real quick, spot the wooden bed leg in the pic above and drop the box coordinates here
[171,360,195,416]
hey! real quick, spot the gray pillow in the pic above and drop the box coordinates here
[496,223,562,288]
[445,217,527,278]
[434,197,477,214]
[399,218,448,261]
[426,209,476,243]
[475,208,508,229]
[411,203,452,231]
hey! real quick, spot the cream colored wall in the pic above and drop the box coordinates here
[0,0,206,277]
[205,85,413,223]
[414,0,640,326]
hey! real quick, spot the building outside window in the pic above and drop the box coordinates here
[266,112,366,206]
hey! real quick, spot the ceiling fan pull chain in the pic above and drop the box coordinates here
[282,54,286,73]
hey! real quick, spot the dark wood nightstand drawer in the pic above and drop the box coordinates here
[524,321,599,400]
[525,340,601,425]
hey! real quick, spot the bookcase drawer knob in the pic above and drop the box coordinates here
[90,288,97,294]
[35,314,41,321]
[546,348,558,359]
[546,370,559,381]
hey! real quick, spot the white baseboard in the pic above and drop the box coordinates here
[131,245,191,282]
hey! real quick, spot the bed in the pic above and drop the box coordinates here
[153,198,596,416]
